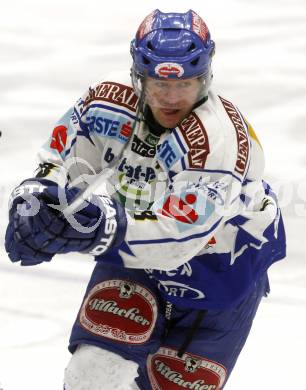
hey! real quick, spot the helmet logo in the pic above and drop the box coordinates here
[137,10,156,40]
[154,63,184,78]
[191,10,209,41]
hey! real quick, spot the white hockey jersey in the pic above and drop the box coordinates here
[35,73,286,309]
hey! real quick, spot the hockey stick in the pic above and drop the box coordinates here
[61,168,114,216]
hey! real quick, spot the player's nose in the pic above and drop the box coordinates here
[161,88,182,106]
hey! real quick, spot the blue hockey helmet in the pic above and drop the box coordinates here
[131,9,215,89]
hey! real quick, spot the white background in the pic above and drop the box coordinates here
[0,0,306,388]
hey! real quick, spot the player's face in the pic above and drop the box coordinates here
[145,77,202,128]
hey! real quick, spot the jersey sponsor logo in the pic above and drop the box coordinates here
[185,177,228,206]
[179,113,210,169]
[87,115,120,137]
[132,134,156,157]
[118,157,156,182]
[137,10,156,40]
[84,82,138,112]
[147,347,227,390]
[50,125,68,153]
[191,11,209,42]
[145,268,204,300]
[158,194,199,224]
[79,279,158,344]
[145,132,160,147]
[114,157,163,212]
[158,280,205,300]
[120,121,133,138]
[155,62,185,78]
[157,138,181,169]
[154,190,215,232]
[219,96,249,176]
[86,114,132,143]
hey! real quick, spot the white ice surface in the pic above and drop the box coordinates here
[0,0,306,389]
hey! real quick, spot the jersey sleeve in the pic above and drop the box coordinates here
[34,84,110,186]
[34,105,80,183]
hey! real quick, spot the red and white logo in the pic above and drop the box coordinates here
[148,347,227,390]
[158,193,199,224]
[191,11,209,42]
[120,121,133,138]
[50,125,67,153]
[155,63,184,78]
[137,10,156,40]
[79,280,158,344]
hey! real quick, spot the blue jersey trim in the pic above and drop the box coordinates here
[82,103,137,121]
[128,218,222,246]
[173,129,187,154]
[64,137,77,157]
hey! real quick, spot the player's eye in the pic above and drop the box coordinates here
[154,82,168,89]
[177,82,192,89]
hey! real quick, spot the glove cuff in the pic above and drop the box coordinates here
[9,178,60,210]
[86,195,127,257]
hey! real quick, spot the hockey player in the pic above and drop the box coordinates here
[5,10,286,390]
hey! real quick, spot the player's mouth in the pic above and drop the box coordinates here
[160,108,181,116]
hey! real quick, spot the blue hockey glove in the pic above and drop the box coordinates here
[5,179,127,266]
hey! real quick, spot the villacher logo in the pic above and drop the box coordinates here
[79,280,158,344]
[147,347,227,390]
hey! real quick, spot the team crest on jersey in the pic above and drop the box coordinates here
[155,63,184,78]
[79,280,158,344]
[147,347,227,389]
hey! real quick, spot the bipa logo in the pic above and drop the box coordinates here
[50,125,67,153]
[155,62,184,78]
[158,193,198,224]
